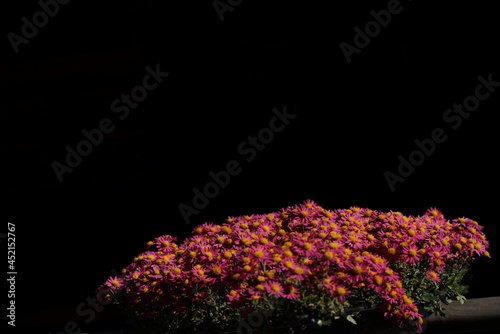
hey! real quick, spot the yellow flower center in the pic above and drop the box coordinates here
[352,266,363,275]
[329,242,340,249]
[271,284,281,292]
[330,232,341,240]
[254,249,264,258]
[403,295,413,305]
[324,251,334,259]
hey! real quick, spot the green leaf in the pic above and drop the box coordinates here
[346,314,357,325]
[456,294,466,305]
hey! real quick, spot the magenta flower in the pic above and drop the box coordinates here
[105,276,124,289]
[97,200,491,333]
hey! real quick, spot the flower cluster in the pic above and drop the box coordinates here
[97,200,490,333]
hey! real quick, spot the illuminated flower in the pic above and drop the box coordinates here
[426,271,440,282]
[97,200,490,333]
[263,281,285,297]
[105,276,124,289]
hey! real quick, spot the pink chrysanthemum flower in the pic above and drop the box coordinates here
[150,234,178,253]
[263,281,286,297]
[402,245,421,265]
[105,276,124,289]
[282,283,300,299]
[426,271,441,282]
[97,200,490,332]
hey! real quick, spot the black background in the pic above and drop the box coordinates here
[1,0,499,332]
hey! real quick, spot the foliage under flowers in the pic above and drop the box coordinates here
[97,200,490,333]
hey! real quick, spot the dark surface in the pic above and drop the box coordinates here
[1,0,499,333]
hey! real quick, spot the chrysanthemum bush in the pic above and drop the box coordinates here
[97,200,490,333]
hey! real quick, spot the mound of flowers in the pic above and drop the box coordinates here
[97,200,490,333]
